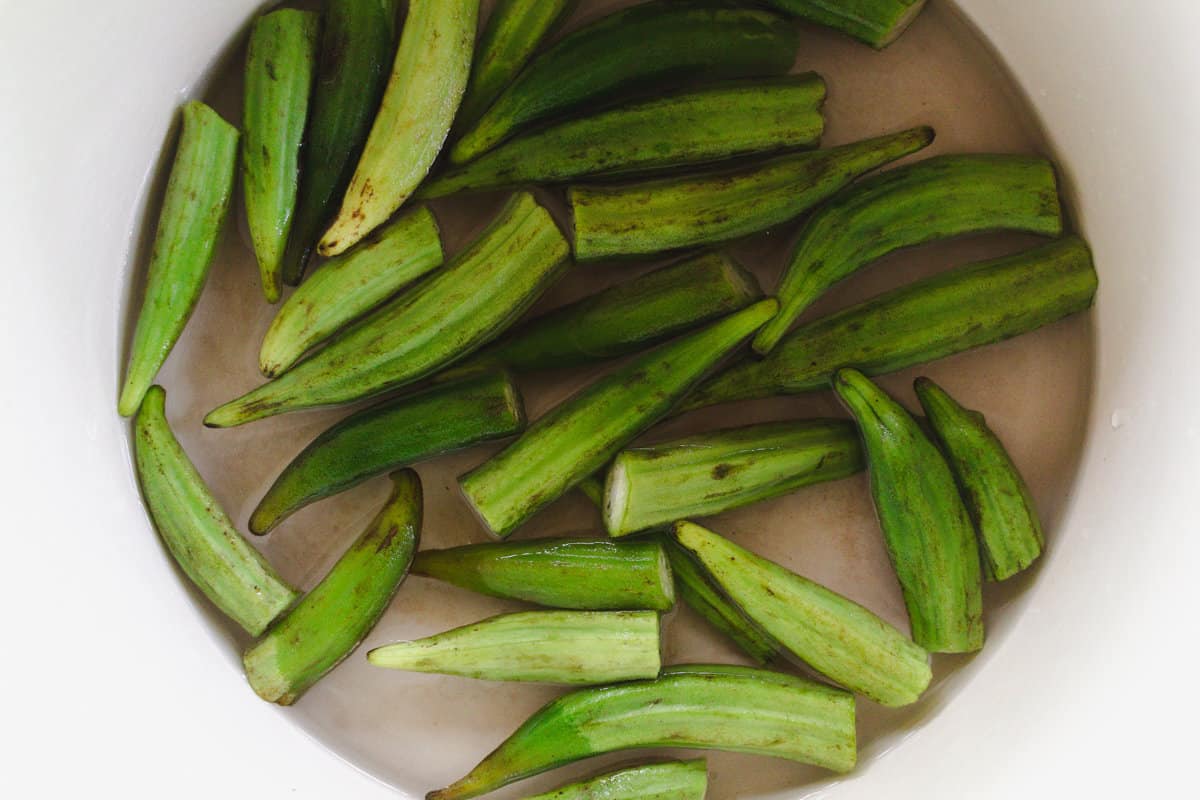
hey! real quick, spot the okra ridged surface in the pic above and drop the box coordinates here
[521,760,708,800]
[766,0,928,48]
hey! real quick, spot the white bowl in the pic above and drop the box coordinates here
[1,1,1196,797]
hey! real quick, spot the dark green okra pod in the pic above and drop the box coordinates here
[765,0,928,48]
[521,760,708,800]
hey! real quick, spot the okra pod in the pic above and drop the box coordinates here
[753,154,1063,354]
[914,377,1044,580]
[243,470,421,704]
[118,102,238,417]
[424,75,827,198]
[428,664,856,799]
[604,419,864,536]
[521,760,707,800]
[569,127,934,261]
[449,1,800,165]
[367,610,662,685]
[318,0,477,256]
[765,0,927,48]
[412,537,674,611]
[205,193,569,428]
[833,369,984,653]
[134,386,298,636]
[281,0,398,285]
[459,252,761,374]
[261,205,444,378]
[459,300,779,539]
[242,9,318,302]
[683,237,1098,411]
[675,521,931,706]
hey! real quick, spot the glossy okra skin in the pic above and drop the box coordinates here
[243,470,421,705]
[261,205,444,377]
[205,193,569,428]
[449,1,800,165]
[569,126,934,261]
[459,252,761,374]
[753,154,1064,354]
[765,0,927,48]
[412,537,675,611]
[318,0,477,256]
[521,760,708,800]
[675,521,932,706]
[134,387,298,636]
[281,0,398,285]
[424,75,826,197]
[683,237,1098,411]
[242,9,318,303]
[367,610,662,684]
[914,377,1045,580]
[118,102,238,417]
[604,418,864,536]
[427,664,856,800]
[249,371,524,534]
[833,369,984,653]
[459,300,779,539]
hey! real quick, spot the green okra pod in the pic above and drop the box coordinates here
[914,377,1045,581]
[459,299,779,539]
[318,0,477,256]
[261,205,444,377]
[206,192,569,428]
[134,386,298,636]
[367,610,662,685]
[281,0,399,285]
[753,154,1064,355]
[765,0,927,48]
[675,521,931,706]
[412,537,674,611]
[242,9,318,303]
[521,759,708,800]
[833,369,984,653]
[118,102,238,417]
[243,470,421,704]
[449,1,800,165]
[428,664,856,800]
[683,237,1098,411]
[250,370,524,534]
[569,126,934,261]
[424,75,827,198]
[603,418,864,537]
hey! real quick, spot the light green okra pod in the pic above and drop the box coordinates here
[569,126,934,261]
[833,369,984,653]
[914,377,1045,581]
[243,470,421,705]
[427,664,856,800]
[118,102,238,417]
[367,610,662,684]
[520,759,708,800]
[765,0,928,48]
[134,386,298,636]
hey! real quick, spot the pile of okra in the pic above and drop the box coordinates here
[121,1,1098,797]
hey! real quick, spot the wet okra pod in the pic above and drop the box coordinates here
[449,1,799,165]
[412,537,675,611]
[427,664,856,799]
[915,377,1045,580]
[833,369,984,653]
[318,0,477,255]
[683,237,1098,411]
[242,9,318,303]
[134,386,297,636]
[753,153,1064,354]
[206,192,569,428]
[261,205,444,377]
[569,127,934,261]
[459,299,779,539]
[766,0,928,48]
[118,102,238,417]
[367,610,662,685]
[603,419,864,537]
[522,759,707,800]
[250,370,524,534]
[243,470,421,704]
[281,0,398,285]
[424,75,826,198]
[675,521,932,706]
